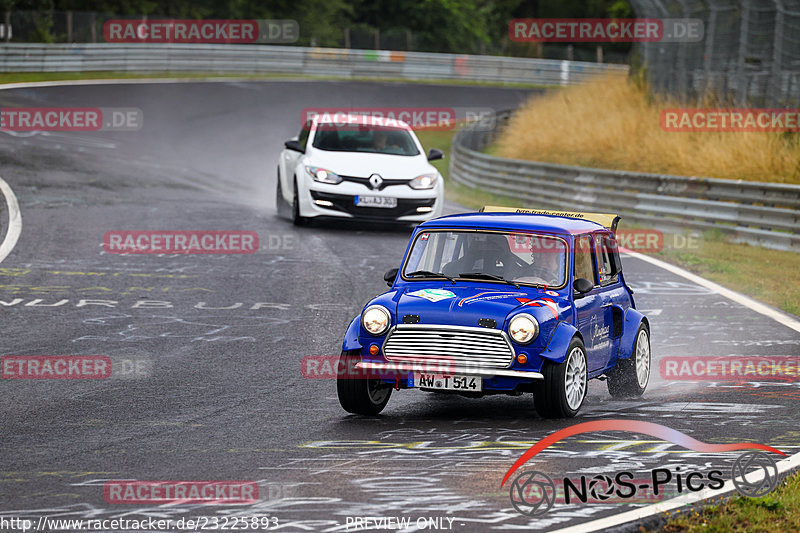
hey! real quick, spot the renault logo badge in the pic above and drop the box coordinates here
[369,174,383,190]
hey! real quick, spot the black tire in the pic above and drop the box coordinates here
[534,337,588,418]
[275,168,289,219]
[607,324,650,398]
[337,350,392,415]
[291,178,307,226]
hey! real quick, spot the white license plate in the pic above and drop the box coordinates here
[355,195,397,208]
[412,373,482,391]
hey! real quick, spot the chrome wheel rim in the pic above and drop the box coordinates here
[565,347,587,410]
[635,329,651,389]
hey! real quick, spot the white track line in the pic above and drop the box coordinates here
[624,249,800,334]
[0,176,22,264]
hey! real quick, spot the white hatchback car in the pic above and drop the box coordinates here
[276,114,445,225]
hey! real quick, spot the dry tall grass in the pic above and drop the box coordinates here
[495,76,800,184]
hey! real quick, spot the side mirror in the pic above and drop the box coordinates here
[573,278,594,295]
[427,148,444,161]
[384,267,399,287]
[284,139,304,153]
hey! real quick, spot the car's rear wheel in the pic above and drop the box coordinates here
[292,178,307,226]
[607,324,650,398]
[337,350,392,415]
[534,338,587,418]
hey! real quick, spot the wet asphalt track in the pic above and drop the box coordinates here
[0,80,798,533]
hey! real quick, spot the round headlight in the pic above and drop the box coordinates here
[362,305,391,336]
[509,313,539,344]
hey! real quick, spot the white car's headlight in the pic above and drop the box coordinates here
[362,305,391,336]
[509,313,539,344]
[306,166,342,184]
[408,173,438,190]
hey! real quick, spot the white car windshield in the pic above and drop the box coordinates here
[312,125,420,156]
[403,230,568,288]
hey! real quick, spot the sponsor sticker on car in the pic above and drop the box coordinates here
[407,289,456,302]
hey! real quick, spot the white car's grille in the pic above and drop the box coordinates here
[383,325,515,368]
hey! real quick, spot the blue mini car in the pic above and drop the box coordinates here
[337,207,651,418]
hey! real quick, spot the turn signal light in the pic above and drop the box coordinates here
[517,354,528,364]
[369,345,380,355]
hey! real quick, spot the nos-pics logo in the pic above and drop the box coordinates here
[502,420,783,516]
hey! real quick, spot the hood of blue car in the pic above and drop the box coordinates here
[396,283,566,328]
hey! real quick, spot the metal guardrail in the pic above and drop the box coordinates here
[0,43,628,85]
[451,111,800,252]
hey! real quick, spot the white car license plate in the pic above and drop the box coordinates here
[355,195,397,208]
[413,373,482,391]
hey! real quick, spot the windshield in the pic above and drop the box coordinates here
[311,125,420,156]
[403,230,568,288]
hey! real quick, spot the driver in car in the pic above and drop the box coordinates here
[372,130,389,151]
[521,241,565,286]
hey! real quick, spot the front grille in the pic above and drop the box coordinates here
[340,175,410,191]
[383,325,515,368]
[310,191,435,218]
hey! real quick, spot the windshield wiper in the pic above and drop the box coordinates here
[458,272,520,289]
[406,270,456,284]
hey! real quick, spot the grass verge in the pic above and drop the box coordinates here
[650,471,800,533]
[492,75,800,184]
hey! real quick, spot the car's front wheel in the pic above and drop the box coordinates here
[275,168,289,219]
[534,338,587,418]
[337,350,392,415]
[607,324,650,398]
[292,178,307,226]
